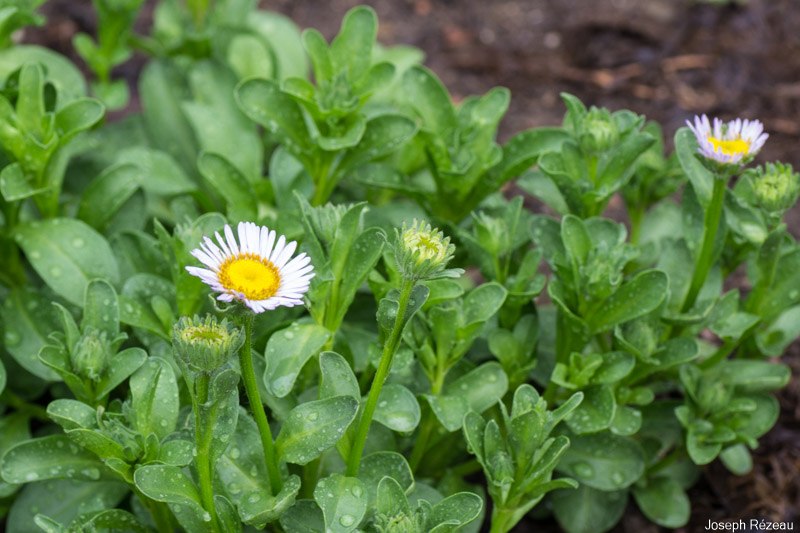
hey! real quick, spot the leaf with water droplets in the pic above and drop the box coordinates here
[632,476,689,529]
[551,483,627,533]
[238,474,300,527]
[373,383,420,433]
[2,287,60,380]
[357,451,414,508]
[217,411,268,505]
[264,323,331,398]
[13,218,119,306]
[584,270,668,334]
[275,396,358,465]
[130,357,179,440]
[77,163,142,232]
[0,435,109,483]
[5,479,128,533]
[556,430,645,491]
[313,474,367,533]
[424,362,508,432]
[279,499,325,533]
[133,464,206,520]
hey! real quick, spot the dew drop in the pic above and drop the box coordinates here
[230,447,241,459]
[4,330,20,346]
[611,471,625,486]
[306,411,319,422]
[72,238,85,248]
[572,461,594,478]
[339,515,355,527]
[49,266,62,278]
[284,330,295,339]
[247,493,261,503]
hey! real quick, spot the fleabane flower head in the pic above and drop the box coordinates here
[173,315,245,374]
[394,219,461,281]
[687,114,768,172]
[750,162,800,216]
[186,222,314,313]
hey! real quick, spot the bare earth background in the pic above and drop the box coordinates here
[19,0,800,531]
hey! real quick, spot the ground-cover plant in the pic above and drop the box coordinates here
[0,2,797,532]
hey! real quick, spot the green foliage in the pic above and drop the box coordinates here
[0,3,797,533]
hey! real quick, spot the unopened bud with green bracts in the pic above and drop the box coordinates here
[579,106,619,154]
[393,219,462,281]
[172,315,245,374]
[70,328,113,381]
[750,162,800,217]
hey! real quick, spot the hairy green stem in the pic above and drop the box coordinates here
[346,277,415,477]
[646,447,684,477]
[193,372,221,533]
[681,178,727,313]
[408,367,445,472]
[238,314,283,495]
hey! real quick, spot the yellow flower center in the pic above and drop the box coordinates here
[709,137,750,156]
[219,253,281,300]
[415,235,442,260]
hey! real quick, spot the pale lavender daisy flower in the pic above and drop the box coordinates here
[686,114,768,165]
[186,222,314,313]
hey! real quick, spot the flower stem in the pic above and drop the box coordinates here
[346,278,415,477]
[0,390,50,421]
[408,367,445,472]
[193,373,221,533]
[681,178,727,313]
[238,314,283,495]
[134,488,175,533]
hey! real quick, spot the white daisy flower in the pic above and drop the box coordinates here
[687,114,768,165]
[186,222,314,313]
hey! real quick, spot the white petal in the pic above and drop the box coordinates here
[261,229,277,262]
[224,225,240,256]
[270,235,286,264]
[274,240,298,269]
[215,231,232,257]
[190,249,220,270]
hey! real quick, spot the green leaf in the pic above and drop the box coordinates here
[337,114,417,176]
[94,347,147,400]
[5,480,127,533]
[718,443,752,475]
[595,131,655,190]
[246,11,308,80]
[724,360,790,393]
[133,465,209,521]
[561,215,591,266]
[2,287,60,380]
[756,305,800,357]
[197,151,257,221]
[202,369,241,467]
[280,500,325,533]
[592,351,635,384]
[0,359,5,396]
[238,475,301,528]
[403,65,456,138]
[235,78,312,156]
[557,431,645,490]
[376,476,410,521]
[130,357,179,440]
[275,395,359,465]
[427,493,483,533]
[319,352,360,401]
[373,383,420,433]
[0,46,87,102]
[565,385,616,435]
[609,405,642,436]
[330,6,377,82]
[54,98,104,141]
[426,362,509,431]
[314,474,367,533]
[675,127,714,207]
[264,323,331,398]
[756,248,800,320]
[115,147,195,195]
[80,509,149,532]
[377,284,429,336]
[217,412,267,505]
[13,218,119,306]
[357,451,414,508]
[585,270,668,334]
[82,279,120,338]
[0,163,48,201]
[139,60,198,173]
[0,435,107,483]
[77,163,142,232]
[632,477,690,528]
[552,483,627,533]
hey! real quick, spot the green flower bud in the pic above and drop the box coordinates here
[579,107,618,154]
[751,162,800,215]
[377,513,417,533]
[394,219,459,281]
[172,315,245,374]
[71,329,111,381]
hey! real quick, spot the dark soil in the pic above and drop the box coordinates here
[17,0,800,532]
